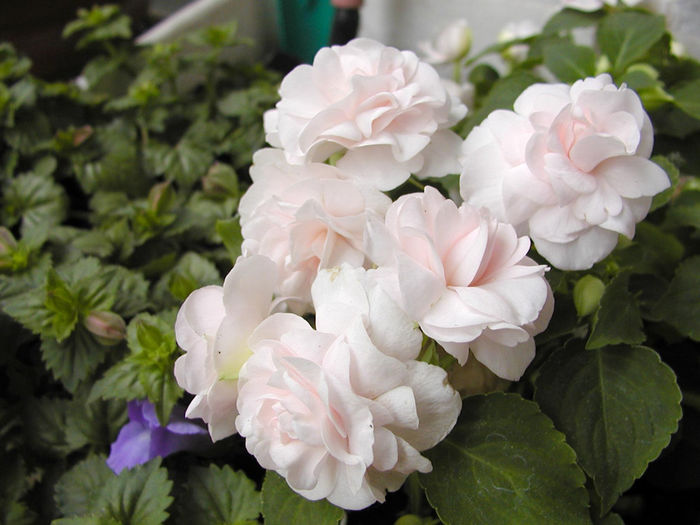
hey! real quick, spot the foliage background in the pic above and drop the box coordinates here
[0,5,698,524]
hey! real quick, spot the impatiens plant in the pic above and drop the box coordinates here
[1,2,699,524]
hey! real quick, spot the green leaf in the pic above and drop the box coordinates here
[535,343,682,514]
[150,138,214,189]
[90,358,147,403]
[22,398,80,456]
[216,217,243,262]
[2,172,68,236]
[464,72,539,134]
[183,465,261,525]
[419,393,590,525]
[262,471,344,525]
[664,190,700,229]
[542,8,604,35]
[103,459,173,524]
[54,455,114,517]
[41,327,106,392]
[597,12,666,74]
[139,366,183,427]
[671,79,700,120]
[45,269,80,341]
[167,252,220,301]
[652,256,700,340]
[586,272,645,349]
[613,221,684,275]
[103,265,150,317]
[544,42,596,83]
[649,155,680,211]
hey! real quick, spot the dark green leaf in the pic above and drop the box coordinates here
[671,79,700,120]
[184,464,261,525]
[41,327,106,392]
[23,398,79,456]
[420,393,590,525]
[544,42,596,83]
[216,217,243,262]
[649,155,680,211]
[664,190,700,229]
[262,471,343,525]
[90,358,147,403]
[653,256,700,340]
[2,172,68,236]
[54,455,114,517]
[103,265,150,317]
[464,72,540,134]
[613,221,684,275]
[586,272,645,349]
[102,458,173,525]
[535,343,682,514]
[597,13,666,74]
[542,8,604,35]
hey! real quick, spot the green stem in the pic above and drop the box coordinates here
[407,177,426,191]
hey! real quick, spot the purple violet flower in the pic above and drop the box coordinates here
[107,400,209,474]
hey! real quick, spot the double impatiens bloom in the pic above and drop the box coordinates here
[172,38,668,509]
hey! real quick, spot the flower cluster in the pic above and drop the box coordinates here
[174,37,668,509]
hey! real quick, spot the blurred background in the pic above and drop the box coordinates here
[2,0,699,79]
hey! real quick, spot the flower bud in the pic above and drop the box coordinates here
[420,19,472,64]
[573,275,606,317]
[202,162,239,199]
[84,310,126,345]
[148,181,174,214]
[0,227,18,256]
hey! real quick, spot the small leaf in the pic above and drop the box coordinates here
[653,256,700,341]
[597,12,666,74]
[586,271,645,349]
[544,42,596,83]
[183,464,261,524]
[262,471,344,525]
[535,343,681,514]
[90,359,147,403]
[420,393,590,525]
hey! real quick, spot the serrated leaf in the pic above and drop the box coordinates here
[90,359,148,403]
[183,465,261,525]
[139,366,182,427]
[2,172,68,235]
[586,271,645,349]
[544,42,596,83]
[535,343,681,515]
[262,471,343,525]
[23,398,78,456]
[65,397,127,450]
[419,393,590,525]
[103,265,150,317]
[54,455,114,517]
[41,327,106,392]
[597,12,666,74]
[101,458,173,525]
[652,256,700,340]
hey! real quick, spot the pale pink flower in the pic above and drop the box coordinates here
[264,38,467,191]
[367,186,553,380]
[236,302,461,510]
[460,74,670,270]
[239,148,390,313]
[174,255,276,441]
[419,19,472,64]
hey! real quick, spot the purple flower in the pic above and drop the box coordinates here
[107,400,209,474]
